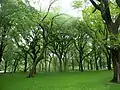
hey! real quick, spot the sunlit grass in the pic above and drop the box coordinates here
[0,70,119,90]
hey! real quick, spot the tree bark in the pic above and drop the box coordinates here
[12,59,18,73]
[4,60,8,73]
[28,62,37,78]
[78,60,84,72]
[24,53,27,72]
[105,49,112,70]
[41,62,44,72]
[94,49,99,70]
[111,48,120,83]
[48,61,51,72]
[78,63,80,71]
[87,61,90,70]
[27,49,44,78]
[99,57,102,70]
[13,60,19,73]
[78,52,84,72]
[72,59,74,71]
[0,51,3,64]
[95,58,99,70]
[95,59,99,70]
[0,28,6,64]
[48,56,52,72]
[53,58,57,72]
[0,42,3,64]
[59,58,62,72]
[80,61,84,72]
[63,54,68,72]
[44,50,47,72]
[90,58,93,70]
[106,52,112,70]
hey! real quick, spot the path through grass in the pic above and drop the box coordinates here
[0,70,120,90]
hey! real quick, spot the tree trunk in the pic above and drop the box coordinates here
[87,61,90,70]
[41,62,44,72]
[95,59,98,70]
[44,50,47,72]
[59,58,62,72]
[0,43,3,64]
[13,60,19,73]
[12,59,18,73]
[107,57,112,70]
[38,63,41,72]
[32,54,37,74]
[78,62,80,71]
[107,51,112,70]
[27,51,44,78]
[95,51,99,70]
[48,61,51,72]
[111,48,120,83]
[0,53,2,64]
[24,53,28,72]
[99,57,102,70]
[78,61,83,72]
[53,58,57,72]
[90,59,93,70]
[80,60,84,72]
[83,61,86,70]
[28,58,41,78]
[28,62,37,78]
[48,57,52,72]
[45,60,47,72]
[72,59,74,71]
[4,60,8,73]
[79,52,83,72]
[63,55,68,72]
[0,30,6,64]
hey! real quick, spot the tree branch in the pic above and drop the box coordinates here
[41,0,56,22]
[114,14,120,31]
[90,0,100,10]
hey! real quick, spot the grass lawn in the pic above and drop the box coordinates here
[0,70,120,90]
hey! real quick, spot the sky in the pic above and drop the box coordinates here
[29,0,82,17]
[58,0,81,17]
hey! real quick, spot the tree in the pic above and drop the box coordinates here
[0,0,14,64]
[27,0,60,77]
[73,21,93,71]
[89,0,120,83]
[82,5,112,70]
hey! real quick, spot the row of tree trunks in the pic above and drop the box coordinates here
[37,60,52,72]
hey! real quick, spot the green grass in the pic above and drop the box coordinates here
[0,70,120,90]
